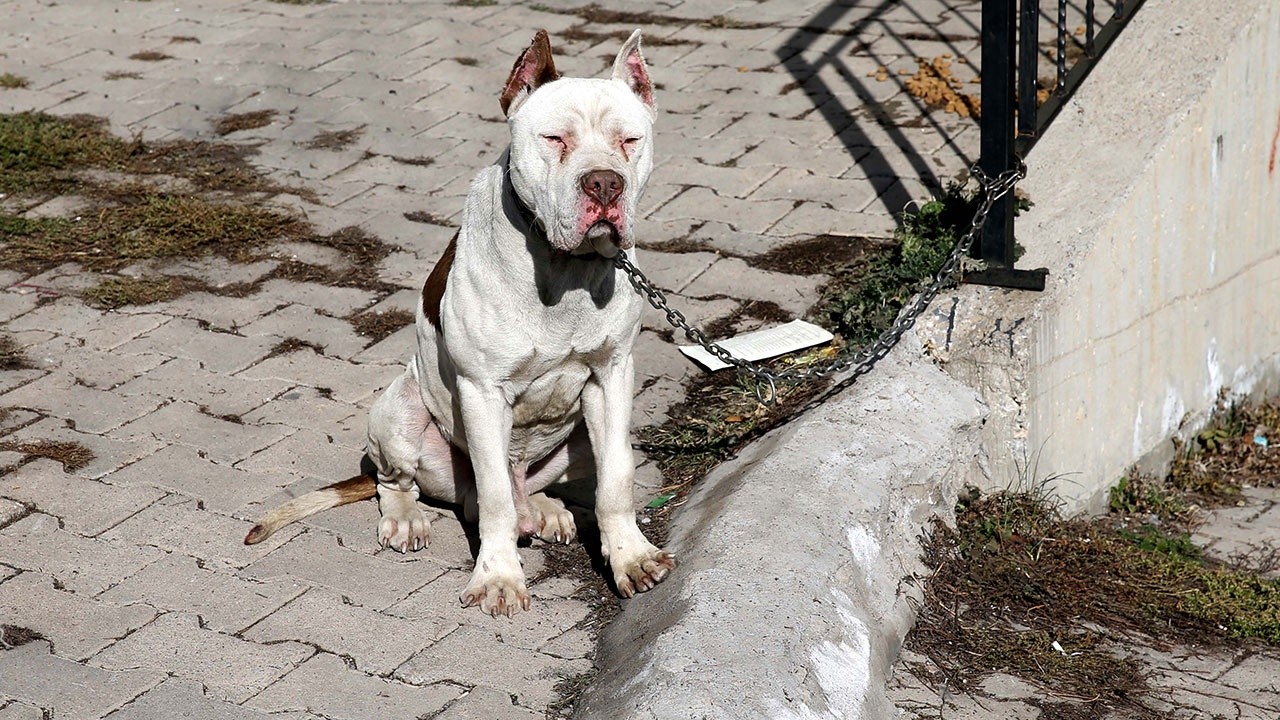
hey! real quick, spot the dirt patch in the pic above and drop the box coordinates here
[104,71,143,81]
[0,335,33,371]
[128,51,172,62]
[0,439,95,472]
[300,127,363,151]
[347,308,414,346]
[0,112,292,197]
[1,194,306,274]
[529,3,770,31]
[0,73,29,89]
[214,110,276,136]
[403,210,454,226]
[747,234,889,275]
[169,36,200,44]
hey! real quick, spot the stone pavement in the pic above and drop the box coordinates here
[0,0,1177,718]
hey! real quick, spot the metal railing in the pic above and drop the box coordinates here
[972,0,1147,289]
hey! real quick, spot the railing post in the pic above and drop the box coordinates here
[969,0,1048,290]
[978,0,1016,267]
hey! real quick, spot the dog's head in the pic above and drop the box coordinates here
[501,29,656,258]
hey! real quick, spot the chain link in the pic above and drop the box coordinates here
[614,160,1027,405]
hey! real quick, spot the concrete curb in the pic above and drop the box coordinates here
[577,332,985,719]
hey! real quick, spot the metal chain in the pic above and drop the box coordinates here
[614,161,1027,405]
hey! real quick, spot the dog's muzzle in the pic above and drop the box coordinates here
[573,169,631,257]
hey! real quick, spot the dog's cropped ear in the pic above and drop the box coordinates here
[500,29,560,117]
[611,29,654,113]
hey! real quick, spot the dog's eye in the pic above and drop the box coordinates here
[542,135,567,148]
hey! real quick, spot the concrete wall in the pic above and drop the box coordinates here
[922,0,1280,511]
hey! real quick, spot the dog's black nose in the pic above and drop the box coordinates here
[581,170,625,206]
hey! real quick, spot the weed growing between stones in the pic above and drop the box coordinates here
[906,397,1280,715]
[347,308,415,345]
[0,73,29,89]
[0,439,95,473]
[214,110,276,136]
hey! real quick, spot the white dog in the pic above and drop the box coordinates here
[246,29,675,617]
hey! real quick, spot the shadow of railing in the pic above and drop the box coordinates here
[776,0,985,218]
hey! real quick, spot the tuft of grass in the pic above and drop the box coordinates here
[451,0,496,5]
[104,71,143,81]
[0,112,291,197]
[0,439,95,472]
[0,73,30,89]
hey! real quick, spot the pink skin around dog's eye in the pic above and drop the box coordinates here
[542,134,569,162]
[620,137,641,161]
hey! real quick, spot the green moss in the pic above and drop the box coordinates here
[0,112,129,193]
[82,276,193,309]
[1,195,304,273]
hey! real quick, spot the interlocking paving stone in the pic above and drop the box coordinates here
[245,652,462,720]
[98,553,306,636]
[112,400,295,465]
[0,572,157,661]
[90,612,312,705]
[243,587,455,675]
[395,625,592,710]
[433,686,546,720]
[107,444,297,515]
[1,458,164,537]
[0,640,163,720]
[101,494,302,571]
[0,371,161,434]
[101,677,300,720]
[0,513,163,596]
[243,529,444,609]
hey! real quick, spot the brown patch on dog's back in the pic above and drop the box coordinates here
[422,235,458,331]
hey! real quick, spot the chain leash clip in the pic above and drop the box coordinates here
[615,160,1027,406]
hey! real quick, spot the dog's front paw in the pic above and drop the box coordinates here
[608,542,676,598]
[378,506,430,553]
[461,559,531,617]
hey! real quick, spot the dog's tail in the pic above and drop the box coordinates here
[243,473,377,545]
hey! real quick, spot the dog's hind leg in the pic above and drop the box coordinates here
[368,372,469,552]
[520,425,593,544]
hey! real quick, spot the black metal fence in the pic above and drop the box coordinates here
[973,0,1147,289]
